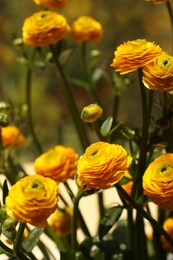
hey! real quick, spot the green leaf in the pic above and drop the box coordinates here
[119,176,132,185]
[99,206,123,240]
[2,180,9,204]
[22,227,44,252]
[58,49,73,65]
[100,116,113,137]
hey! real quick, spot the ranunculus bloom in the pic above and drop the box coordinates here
[34,145,79,182]
[1,125,25,147]
[146,0,168,3]
[143,153,173,210]
[77,142,132,191]
[48,206,73,237]
[22,11,70,46]
[110,39,162,75]
[81,103,103,123]
[142,53,173,92]
[6,175,59,227]
[71,16,103,43]
[161,218,173,252]
[33,0,67,9]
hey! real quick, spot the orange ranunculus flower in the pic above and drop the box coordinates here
[77,141,132,191]
[146,0,168,3]
[143,153,173,210]
[1,125,25,148]
[33,0,67,9]
[110,39,162,75]
[22,11,70,47]
[71,16,103,43]
[81,103,103,123]
[6,175,59,227]
[48,206,73,237]
[161,218,173,252]
[122,172,133,195]
[142,53,173,92]
[34,145,79,183]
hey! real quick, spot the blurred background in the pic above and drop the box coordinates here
[0,0,172,160]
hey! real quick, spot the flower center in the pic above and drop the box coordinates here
[91,150,98,156]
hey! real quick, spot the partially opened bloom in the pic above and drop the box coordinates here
[161,218,173,252]
[111,39,162,75]
[33,0,67,9]
[143,153,173,210]
[1,125,25,148]
[77,142,132,191]
[48,206,73,237]
[81,103,103,123]
[22,11,70,46]
[34,145,79,182]
[142,53,173,92]
[71,16,103,43]
[6,175,59,227]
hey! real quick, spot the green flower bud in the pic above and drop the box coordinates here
[2,218,17,230]
[0,113,11,127]
[81,103,103,123]
[0,102,11,114]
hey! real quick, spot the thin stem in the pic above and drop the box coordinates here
[71,189,85,253]
[25,51,43,155]
[98,192,105,221]
[91,121,106,141]
[0,240,13,254]
[115,183,173,249]
[132,69,149,198]
[50,44,90,151]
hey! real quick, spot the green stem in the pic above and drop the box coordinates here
[25,51,43,155]
[132,69,149,198]
[71,189,85,253]
[91,121,106,141]
[0,240,13,254]
[98,192,105,221]
[50,44,90,151]
[81,42,101,104]
[115,183,173,250]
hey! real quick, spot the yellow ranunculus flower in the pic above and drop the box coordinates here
[1,125,25,148]
[71,16,103,43]
[143,153,173,210]
[142,53,173,92]
[77,142,132,191]
[6,175,59,227]
[48,206,73,237]
[161,217,173,252]
[34,145,79,183]
[33,0,67,9]
[110,39,162,75]
[81,103,103,123]
[22,11,70,47]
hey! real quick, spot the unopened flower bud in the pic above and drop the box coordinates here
[2,218,17,230]
[0,113,11,127]
[0,102,11,114]
[81,103,103,123]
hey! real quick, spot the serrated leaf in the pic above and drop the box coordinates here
[22,227,44,252]
[100,116,113,137]
[2,180,9,204]
[99,206,123,240]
